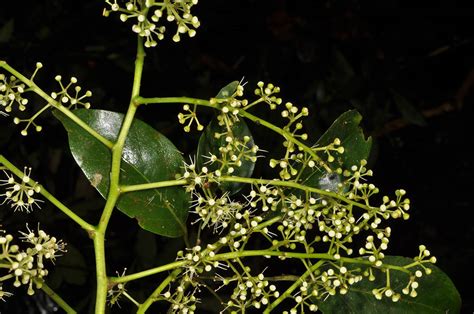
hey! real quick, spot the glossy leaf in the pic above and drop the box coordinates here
[391,90,426,126]
[49,244,87,287]
[196,117,255,195]
[215,81,239,99]
[300,110,372,190]
[54,109,189,237]
[318,256,461,314]
[196,81,256,194]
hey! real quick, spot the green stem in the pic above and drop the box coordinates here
[238,110,330,172]
[0,154,95,233]
[136,96,214,108]
[93,37,146,314]
[110,247,407,285]
[109,260,187,284]
[0,61,113,149]
[120,179,187,193]
[136,96,330,171]
[38,279,77,314]
[136,269,182,314]
[264,260,325,313]
[93,196,116,314]
[219,175,373,210]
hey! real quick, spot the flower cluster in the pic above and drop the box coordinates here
[162,286,199,313]
[104,0,200,48]
[254,81,283,110]
[0,225,66,299]
[0,168,42,213]
[191,191,243,232]
[178,104,204,132]
[50,75,92,110]
[0,74,28,114]
[1,62,92,136]
[170,81,438,312]
[222,271,280,312]
[107,269,128,307]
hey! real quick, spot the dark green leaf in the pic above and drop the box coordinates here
[318,256,461,314]
[0,19,14,43]
[135,229,158,267]
[300,110,372,190]
[216,81,239,99]
[391,90,426,126]
[196,81,255,194]
[196,117,255,195]
[54,109,189,237]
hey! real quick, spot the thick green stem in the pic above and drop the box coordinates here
[37,279,77,314]
[93,37,146,314]
[0,154,95,233]
[93,195,117,314]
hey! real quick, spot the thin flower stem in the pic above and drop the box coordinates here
[120,179,188,193]
[136,96,330,171]
[37,279,77,314]
[219,175,373,211]
[123,291,141,307]
[238,110,331,173]
[0,154,95,233]
[109,260,187,284]
[109,248,407,285]
[264,260,325,313]
[136,96,214,108]
[136,269,182,314]
[0,61,113,149]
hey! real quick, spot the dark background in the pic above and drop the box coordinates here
[1,0,473,313]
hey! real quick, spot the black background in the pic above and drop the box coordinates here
[1,0,473,313]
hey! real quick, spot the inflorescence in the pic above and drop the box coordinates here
[0,167,42,213]
[1,62,92,136]
[104,0,200,48]
[0,225,66,300]
[163,81,438,312]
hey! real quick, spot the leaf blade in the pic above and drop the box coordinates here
[55,109,189,237]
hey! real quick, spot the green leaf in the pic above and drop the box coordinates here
[391,90,426,126]
[54,109,189,237]
[196,81,255,195]
[318,256,461,314]
[196,117,255,195]
[300,110,372,190]
[216,81,239,99]
[0,19,14,43]
[48,243,88,288]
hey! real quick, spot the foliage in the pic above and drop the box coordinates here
[0,1,460,313]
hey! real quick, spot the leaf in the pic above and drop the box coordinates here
[196,81,256,195]
[215,81,239,99]
[391,90,426,126]
[48,244,88,288]
[196,117,255,195]
[0,19,14,43]
[54,109,189,237]
[300,110,372,190]
[318,256,461,314]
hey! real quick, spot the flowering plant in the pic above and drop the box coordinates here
[0,1,460,313]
